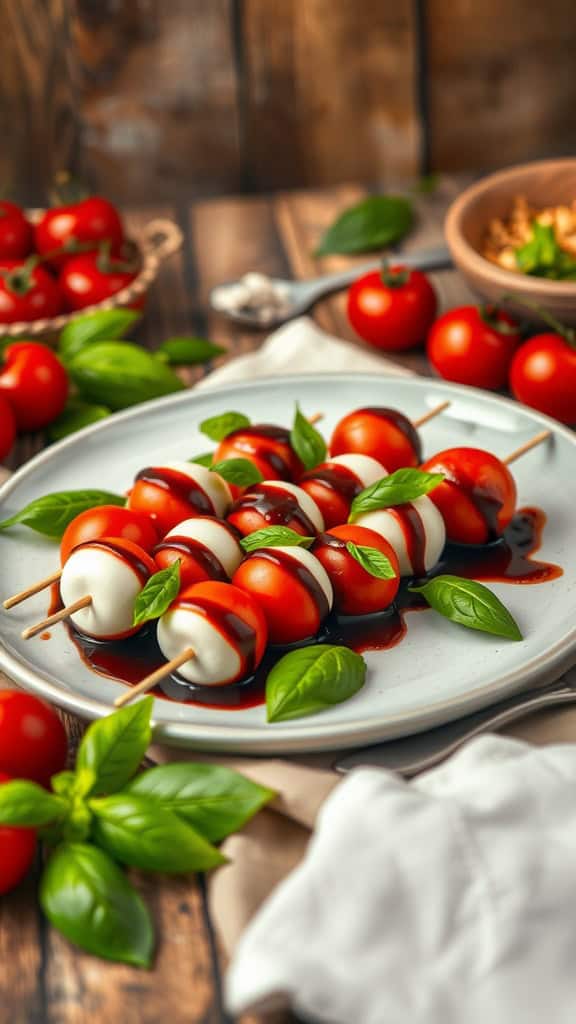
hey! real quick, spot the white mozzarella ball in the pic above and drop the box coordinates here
[164,517,242,576]
[356,495,446,576]
[60,546,145,639]
[270,545,334,609]
[157,608,241,686]
[161,461,232,518]
[330,453,388,486]
[261,480,325,532]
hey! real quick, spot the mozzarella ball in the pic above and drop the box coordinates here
[163,517,242,575]
[154,516,243,588]
[329,453,388,485]
[355,494,446,576]
[300,454,388,529]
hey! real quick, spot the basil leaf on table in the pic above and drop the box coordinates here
[266,645,366,723]
[156,337,225,365]
[199,411,251,442]
[189,451,214,468]
[90,794,225,872]
[409,575,523,640]
[75,696,154,797]
[133,561,181,626]
[48,401,111,442]
[211,458,263,487]
[58,309,140,360]
[290,404,327,471]
[0,489,125,538]
[240,526,315,552]
[0,780,67,827]
[345,542,397,579]
[67,342,184,410]
[125,762,275,843]
[315,195,414,256]
[349,468,444,521]
[40,842,154,968]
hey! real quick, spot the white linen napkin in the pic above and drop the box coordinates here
[227,734,576,1023]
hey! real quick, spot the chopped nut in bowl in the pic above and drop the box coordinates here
[483,196,576,280]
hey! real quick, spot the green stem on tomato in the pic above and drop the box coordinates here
[500,293,576,349]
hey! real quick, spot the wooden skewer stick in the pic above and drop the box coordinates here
[412,400,451,429]
[503,429,552,466]
[21,595,92,641]
[3,569,63,610]
[307,412,324,425]
[114,647,196,708]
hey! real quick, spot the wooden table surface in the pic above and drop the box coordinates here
[0,177,475,1024]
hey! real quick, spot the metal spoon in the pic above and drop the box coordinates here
[209,244,453,329]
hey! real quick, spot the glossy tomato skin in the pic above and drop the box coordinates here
[313,525,400,615]
[59,252,138,312]
[0,342,68,431]
[233,553,326,645]
[0,692,68,789]
[0,772,36,895]
[0,261,62,324]
[347,267,437,351]
[34,197,124,267]
[60,505,159,564]
[421,447,517,545]
[0,202,33,260]
[179,581,268,667]
[510,334,576,424]
[0,393,16,458]
[214,426,303,482]
[330,407,421,472]
[427,306,520,390]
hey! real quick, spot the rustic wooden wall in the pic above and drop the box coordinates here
[0,0,575,204]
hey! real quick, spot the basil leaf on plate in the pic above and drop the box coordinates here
[266,644,366,723]
[58,309,140,360]
[240,526,315,552]
[345,542,397,579]
[90,794,225,872]
[133,561,181,626]
[0,489,125,538]
[67,342,184,410]
[409,575,522,640]
[199,411,251,442]
[125,762,274,842]
[349,468,443,521]
[315,195,413,256]
[189,451,214,468]
[0,780,67,827]
[211,458,263,487]
[48,401,111,442]
[76,697,154,797]
[290,404,327,471]
[156,337,225,365]
[40,842,154,968]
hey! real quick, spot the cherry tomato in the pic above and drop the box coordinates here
[0,393,16,459]
[59,250,139,312]
[0,260,62,324]
[0,342,69,431]
[0,772,36,895]
[0,691,68,788]
[60,505,159,564]
[509,333,576,424]
[233,551,328,645]
[34,196,124,267]
[427,306,520,390]
[313,525,400,615]
[0,201,33,261]
[421,447,517,545]
[330,407,421,472]
[347,266,437,351]
[214,425,303,482]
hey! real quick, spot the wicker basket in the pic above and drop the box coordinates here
[0,215,183,340]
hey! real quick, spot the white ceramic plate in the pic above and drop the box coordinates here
[0,374,575,753]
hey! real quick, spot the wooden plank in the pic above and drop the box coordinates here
[0,874,45,1024]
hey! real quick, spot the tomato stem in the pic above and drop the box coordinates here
[478,305,519,335]
[380,262,410,288]
[500,293,576,349]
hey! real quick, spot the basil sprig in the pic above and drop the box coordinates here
[156,337,225,365]
[345,542,397,579]
[58,308,140,361]
[0,489,125,538]
[200,410,250,442]
[0,698,274,967]
[66,342,185,410]
[133,561,181,627]
[189,451,214,467]
[348,468,443,521]
[290,404,327,470]
[211,458,263,487]
[409,575,522,640]
[266,645,366,723]
[240,526,315,552]
[48,401,111,442]
[315,195,413,257]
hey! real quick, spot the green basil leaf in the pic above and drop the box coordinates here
[211,458,263,487]
[58,309,140,360]
[48,401,111,442]
[0,780,67,827]
[240,526,315,552]
[0,489,126,538]
[40,842,153,968]
[409,574,523,640]
[349,468,444,521]
[68,342,184,410]
[199,411,251,442]
[315,195,413,256]
[290,404,327,471]
[266,644,366,723]
[125,762,274,842]
[51,771,77,798]
[76,697,154,797]
[515,221,576,281]
[90,794,225,872]
[189,451,214,468]
[133,561,181,626]
[345,542,397,579]
[156,337,225,365]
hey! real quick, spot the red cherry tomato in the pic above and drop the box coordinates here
[34,197,124,267]
[0,342,69,431]
[0,772,36,895]
[177,581,268,671]
[59,251,139,312]
[0,260,62,324]
[233,551,328,645]
[313,525,400,615]
[0,393,16,459]
[427,306,520,390]
[347,266,437,351]
[60,505,159,564]
[214,426,303,482]
[330,407,421,472]
[509,333,576,424]
[0,691,68,788]
[0,201,33,261]
[421,447,517,545]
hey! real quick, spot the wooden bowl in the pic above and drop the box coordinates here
[445,159,576,325]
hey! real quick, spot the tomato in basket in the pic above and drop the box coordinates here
[0,342,69,431]
[0,260,62,324]
[34,196,124,267]
[0,201,33,261]
[59,248,141,312]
